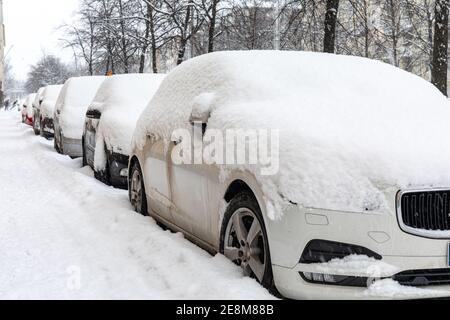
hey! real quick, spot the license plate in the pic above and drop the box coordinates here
[448,243,450,267]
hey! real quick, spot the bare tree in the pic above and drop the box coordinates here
[25,55,73,93]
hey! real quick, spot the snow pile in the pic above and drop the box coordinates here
[55,76,105,139]
[0,112,273,300]
[310,255,399,278]
[40,85,64,119]
[24,94,37,118]
[88,74,165,170]
[134,51,450,219]
[365,279,450,299]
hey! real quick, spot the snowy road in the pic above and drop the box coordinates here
[0,111,273,300]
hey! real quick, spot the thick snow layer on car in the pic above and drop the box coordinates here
[88,73,165,170]
[0,112,273,300]
[134,51,450,219]
[40,85,64,119]
[56,76,105,139]
[25,93,37,118]
[33,87,45,109]
[308,255,399,278]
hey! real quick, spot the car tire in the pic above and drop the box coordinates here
[54,133,62,154]
[82,138,87,167]
[220,192,278,295]
[94,149,112,186]
[33,117,39,135]
[129,161,148,216]
[54,136,59,153]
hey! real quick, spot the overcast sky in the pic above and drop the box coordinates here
[4,0,80,81]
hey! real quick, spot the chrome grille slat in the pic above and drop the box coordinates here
[400,190,450,232]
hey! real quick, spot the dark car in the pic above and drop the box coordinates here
[83,73,165,189]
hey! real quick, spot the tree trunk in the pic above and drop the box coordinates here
[151,16,158,74]
[208,0,218,53]
[323,0,340,53]
[177,39,188,65]
[118,0,129,73]
[431,0,449,96]
[177,1,193,65]
[139,2,152,73]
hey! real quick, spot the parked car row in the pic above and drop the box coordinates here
[19,51,450,300]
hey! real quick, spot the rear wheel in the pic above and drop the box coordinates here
[220,192,276,293]
[54,134,60,153]
[82,138,87,167]
[129,161,148,216]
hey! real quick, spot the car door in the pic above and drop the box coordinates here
[142,137,173,221]
[168,135,211,241]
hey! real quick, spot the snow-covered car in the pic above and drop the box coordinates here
[129,51,450,300]
[83,73,165,188]
[40,85,63,139]
[53,76,105,158]
[23,93,37,126]
[32,87,45,135]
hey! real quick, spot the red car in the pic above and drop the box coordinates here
[22,93,37,126]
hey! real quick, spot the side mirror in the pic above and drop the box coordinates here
[189,93,216,135]
[190,110,210,136]
[86,109,101,119]
[189,109,211,125]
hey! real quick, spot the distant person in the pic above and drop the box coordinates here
[3,99,10,111]
[12,100,19,111]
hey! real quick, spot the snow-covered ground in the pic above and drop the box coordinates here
[0,111,273,300]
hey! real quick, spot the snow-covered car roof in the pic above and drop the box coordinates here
[89,73,165,165]
[55,76,105,139]
[40,85,64,119]
[134,50,450,219]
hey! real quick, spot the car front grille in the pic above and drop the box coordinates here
[301,268,450,287]
[393,269,450,286]
[400,190,450,231]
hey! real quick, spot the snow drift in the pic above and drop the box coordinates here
[134,51,450,219]
[88,73,165,170]
[55,76,105,139]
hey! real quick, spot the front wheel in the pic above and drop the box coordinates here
[220,192,276,293]
[82,138,87,167]
[54,135,60,153]
[129,161,148,216]
[33,118,40,135]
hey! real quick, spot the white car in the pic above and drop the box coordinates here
[128,51,450,299]
[53,76,105,158]
[40,85,64,139]
[83,73,165,188]
[32,87,45,135]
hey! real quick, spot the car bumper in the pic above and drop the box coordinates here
[61,136,83,158]
[267,205,450,300]
[108,152,129,188]
[41,117,54,138]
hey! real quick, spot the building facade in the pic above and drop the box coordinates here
[0,0,5,105]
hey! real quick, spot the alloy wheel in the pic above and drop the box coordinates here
[130,168,143,213]
[224,208,267,283]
